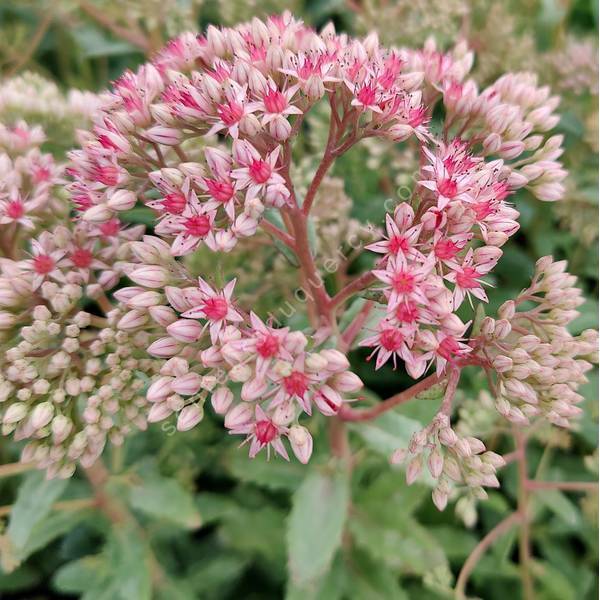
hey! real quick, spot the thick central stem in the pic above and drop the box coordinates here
[514,429,535,600]
[286,207,333,324]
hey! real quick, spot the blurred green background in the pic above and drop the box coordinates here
[0,1,597,599]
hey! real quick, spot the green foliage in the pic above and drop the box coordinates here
[287,466,350,585]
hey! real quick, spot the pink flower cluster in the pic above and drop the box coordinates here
[477,257,598,427]
[0,13,594,516]
[67,12,436,257]
[0,121,152,476]
[0,122,64,232]
[361,139,519,376]
[118,246,363,462]
[59,14,584,473]
[392,412,505,510]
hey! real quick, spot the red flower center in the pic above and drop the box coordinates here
[162,192,187,214]
[184,214,211,237]
[438,178,457,198]
[456,266,479,289]
[389,235,409,254]
[5,200,24,219]
[217,101,244,125]
[395,301,419,324]
[263,89,287,113]
[248,160,271,184]
[205,179,235,203]
[438,336,461,360]
[71,248,93,268]
[283,371,309,397]
[392,270,415,293]
[32,166,51,183]
[379,328,404,351]
[33,254,55,275]
[73,194,93,211]
[202,297,228,321]
[255,420,278,445]
[408,107,426,127]
[357,84,377,106]
[256,334,279,358]
[434,238,460,260]
[473,201,494,221]
[99,219,121,237]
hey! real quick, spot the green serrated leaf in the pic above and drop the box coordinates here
[349,410,423,456]
[285,552,345,600]
[346,549,410,600]
[287,467,350,584]
[0,564,41,592]
[355,470,428,517]
[5,471,68,569]
[536,489,581,527]
[225,449,305,491]
[471,302,487,336]
[104,526,152,600]
[416,383,445,401]
[185,553,248,598]
[120,206,156,226]
[19,509,89,564]
[128,474,201,529]
[54,525,153,600]
[350,512,447,576]
[53,556,106,595]
[219,505,286,568]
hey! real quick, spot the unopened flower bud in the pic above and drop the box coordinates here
[211,387,234,415]
[288,425,313,464]
[428,448,444,478]
[224,402,253,429]
[171,372,203,396]
[406,455,422,485]
[177,404,204,431]
[31,402,54,429]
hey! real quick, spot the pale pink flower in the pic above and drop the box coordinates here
[359,320,412,370]
[181,278,243,343]
[227,405,289,460]
[19,232,66,289]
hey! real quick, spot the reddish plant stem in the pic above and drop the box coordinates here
[286,207,333,323]
[83,461,129,524]
[330,271,378,308]
[302,151,338,215]
[514,428,535,600]
[328,416,352,466]
[339,372,443,422]
[0,461,35,478]
[260,219,296,249]
[502,450,520,465]
[302,100,359,216]
[0,497,95,518]
[95,291,113,316]
[526,480,598,492]
[455,512,522,598]
[339,300,374,352]
[440,367,461,414]
[77,1,151,52]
